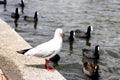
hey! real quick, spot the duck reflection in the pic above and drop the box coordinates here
[33,20,38,30]
[85,37,91,46]
[21,5,24,13]
[14,19,18,29]
[69,41,74,54]
[3,3,6,11]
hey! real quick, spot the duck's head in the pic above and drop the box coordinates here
[89,26,93,31]
[86,26,93,37]
[15,8,19,13]
[87,26,93,33]
[34,11,38,22]
[94,45,100,59]
[95,45,100,51]
[15,8,20,19]
[70,30,74,36]
[69,30,74,41]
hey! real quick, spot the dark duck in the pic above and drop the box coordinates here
[0,0,7,5]
[11,8,20,20]
[74,26,93,38]
[63,30,74,42]
[24,11,38,22]
[82,45,100,59]
[49,54,60,67]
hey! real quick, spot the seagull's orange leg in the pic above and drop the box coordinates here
[45,59,54,72]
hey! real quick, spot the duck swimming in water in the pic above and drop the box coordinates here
[82,45,100,59]
[24,11,38,22]
[74,26,93,38]
[11,8,20,20]
[63,30,74,42]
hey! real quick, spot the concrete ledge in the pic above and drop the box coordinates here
[0,69,7,80]
[0,18,66,80]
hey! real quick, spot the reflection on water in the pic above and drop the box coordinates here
[0,0,120,80]
[4,5,6,11]
[86,38,91,46]
[34,21,38,30]
[69,41,74,54]
[14,19,18,29]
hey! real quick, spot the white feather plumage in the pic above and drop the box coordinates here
[24,28,63,59]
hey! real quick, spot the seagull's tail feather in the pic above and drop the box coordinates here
[17,48,32,54]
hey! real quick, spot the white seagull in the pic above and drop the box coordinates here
[17,28,63,71]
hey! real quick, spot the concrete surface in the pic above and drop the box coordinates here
[0,69,7,80]
[0,18,66,80]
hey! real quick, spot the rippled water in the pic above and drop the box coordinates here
[0,0,120,80]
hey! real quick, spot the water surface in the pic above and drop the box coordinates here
[0,0,120,80]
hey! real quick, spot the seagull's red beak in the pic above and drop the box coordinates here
[60,33,63,37]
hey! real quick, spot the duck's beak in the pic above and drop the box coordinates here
[94,66,98,72]
[73,31,76,36]
[91,26,93,31]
